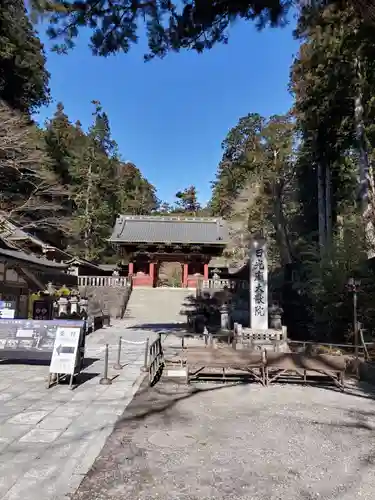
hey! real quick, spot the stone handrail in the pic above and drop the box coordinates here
[78,276,130,287]
[201,279,249,290]
[233,324,288,343]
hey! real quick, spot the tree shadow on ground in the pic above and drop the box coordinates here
[179,289,233,333]
[312,378,375,402]
[3,378,244,460]
[0,358,51,366]
[115,379,246,427]
[125,323,188,333]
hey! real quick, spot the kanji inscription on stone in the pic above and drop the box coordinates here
[250,239,268,329]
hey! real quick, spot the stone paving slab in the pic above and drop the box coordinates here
[0,320,155,500]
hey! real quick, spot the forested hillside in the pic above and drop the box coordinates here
[0,1,214,262]
[210,3,375,340]
[3,1,375,340]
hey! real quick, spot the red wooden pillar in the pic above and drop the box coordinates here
[128,262,134,275]
[183,262,189,288]
[149,262,155,286]
[204,263,209,280]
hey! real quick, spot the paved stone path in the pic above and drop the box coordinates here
[0,287,193,500]
[0,320,157,500]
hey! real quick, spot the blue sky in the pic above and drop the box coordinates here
[35,19,299,206]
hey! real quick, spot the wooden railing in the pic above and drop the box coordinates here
[78,276,131,287]
[148,335,164,386]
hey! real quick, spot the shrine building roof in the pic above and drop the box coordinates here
[0,245,69,270]
[109,215,229,245]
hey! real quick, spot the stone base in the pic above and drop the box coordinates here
[237,327,289,353]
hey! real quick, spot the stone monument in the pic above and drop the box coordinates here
[249,237,268,330]
[237,237,289,352]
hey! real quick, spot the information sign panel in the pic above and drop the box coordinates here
[0,319,84,361]
[49,327,81,375]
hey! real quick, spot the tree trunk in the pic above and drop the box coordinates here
[273,181,292,266]
[354,53,375,255]
[84,154,93,260]
[317,162,326,253]
[325,162,332,248]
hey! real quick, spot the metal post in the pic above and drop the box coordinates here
[100,344,112,385]
[113,337,122,370]
[142,337,149,372]
[354,291,359,359]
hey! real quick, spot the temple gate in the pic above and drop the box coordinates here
[109,215,229,287]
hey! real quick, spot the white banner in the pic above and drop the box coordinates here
[249,238,268,330]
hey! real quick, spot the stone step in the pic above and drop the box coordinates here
[124,288,192,325]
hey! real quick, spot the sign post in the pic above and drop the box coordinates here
[49,326,81,388]
[249,238,268,330]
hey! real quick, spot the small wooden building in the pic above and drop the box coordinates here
[65,256,111,277]
[0,216,71,263]
[109,215,229,287]
[0,237,76,318]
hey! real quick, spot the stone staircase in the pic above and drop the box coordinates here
[124,287,194,328]
[123,288,207,377]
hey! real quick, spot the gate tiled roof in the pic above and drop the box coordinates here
[109,215,229,245]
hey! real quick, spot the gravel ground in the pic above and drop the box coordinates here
[71,379,375,500]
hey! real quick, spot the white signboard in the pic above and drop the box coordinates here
[49,327,80,375]
[250,238,268,330]
[166,369,188,378]
[16,329,35,338]
[0,301,15,319]
[0,309,15,319]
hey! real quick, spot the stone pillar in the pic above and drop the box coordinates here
[128,262,134,275]
[183,263,188,288]
[70,295,79,314]
[249,238,268,330]
[57,296,68,316]
[203,263,209,280]
[79,297,88,316]
[220,304,229,330]
[149,262,155,285]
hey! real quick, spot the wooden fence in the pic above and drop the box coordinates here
[148,335,164,386]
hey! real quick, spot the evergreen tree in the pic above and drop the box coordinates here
[291,3,375,248]
[0,0,50,114]
[44,103,83,185]
[117,162,158,215]
[32,1,371,60]
[175,186,201,214]
[210,113,296,268]
[67,102,116,259]
[42,100,158,259]
[211,113,265,217]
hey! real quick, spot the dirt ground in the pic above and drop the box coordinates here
[71,378,375,500]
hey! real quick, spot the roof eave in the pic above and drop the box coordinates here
[0,250,69,271]
[108,239,227,245]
